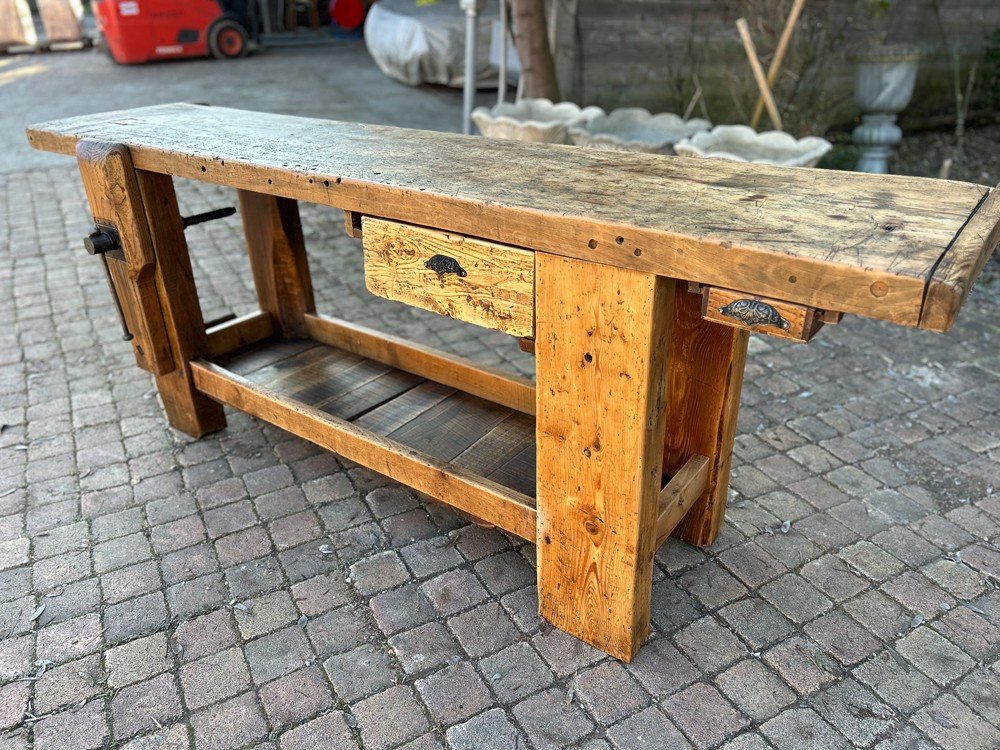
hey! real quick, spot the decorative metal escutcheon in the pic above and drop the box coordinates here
[719,299,791,330]
[424,254,467,278]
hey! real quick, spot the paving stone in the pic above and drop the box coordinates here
[370,583,436,636]
[716,659,796,722]
[353,685,429,750]
[513,687,594,750]
[801,555,869,602]
[33,654,103,714]
[803,610,882,666]
[291,572,350,616]
[0,682,28,731]
[717,734,777,750]
[447,601,520,658]
[102,560,161,605]
[0,635,32,683]
[912,693,1000,750]
[389,621,462,676]
[32,699,108,750]
[244,626,314,684]
[760,573,833,624]
[120,723,191,750]
[571,661,649,725]
[870,526,942,568]
[894,627,975,685]
[190,692,269,750]
[921,557,986,600]
[35,613,103,663]
[675,616,748,674]
[662,682,749,749]
[719,598,795,650]
[955,668,1000,726]
[760,708,850,750]
[398,535,463,578]
[224,555,285,600]
[110,673,183,740]
[305,605,375,655]
[763,636,839,696]
[160,542,220,585]
[501,585,544,635]
[531,627,605,678]
[838,541,906,582]
[269,510,322,551]
[150,514,206,555]
[171,608,237,663]
[93,532,151,574]
[166,571,229,618]
[881,571,956,619]
[41,577,101,625]
[348,550,410,596]
[323,644,397,703]
[810,678,896,747]
[415,661,492,726]
[278,711,358,750]
[234,590,299,640]
[718,542,787,588]
[626,637,699,698]
[105,632,171,689]
[605,706,691,750]
[420,568,489,616]
[180,647,251,710]
[479,642,554,704]
[841,589,909,642]
[676,561,748,610]
[214,527,272,568]
[445,708,528,750]
[259,665,332,725]
[649,578,703,634]
[853,650,939,714]
[474,550,535,595]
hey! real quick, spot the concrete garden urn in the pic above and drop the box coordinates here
[674,125,832,168]
[852,45,920,173]
[471,99,604,144]
[567,108,711,154]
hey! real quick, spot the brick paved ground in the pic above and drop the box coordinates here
[2,136,999,749]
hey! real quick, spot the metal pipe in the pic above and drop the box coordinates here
[460,0,483,134]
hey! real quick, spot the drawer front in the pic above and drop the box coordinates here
[362,217,535,337]
[701,286,828,343]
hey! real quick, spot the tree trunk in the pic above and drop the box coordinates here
[510,0,560,100]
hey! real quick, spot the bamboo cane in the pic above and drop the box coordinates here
[737,17,782,131]
[750,0,806,129]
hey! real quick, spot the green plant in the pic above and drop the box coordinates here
[984,28,1000,112]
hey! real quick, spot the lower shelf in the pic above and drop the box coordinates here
[190,338,538,540]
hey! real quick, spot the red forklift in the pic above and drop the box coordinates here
[93,0,258,63]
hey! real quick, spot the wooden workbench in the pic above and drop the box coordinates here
[27,104,999,661]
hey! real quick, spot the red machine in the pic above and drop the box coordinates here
[93,0,257,64]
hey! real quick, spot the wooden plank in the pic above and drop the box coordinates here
[36,0,83,42]
[354,381,456,434]
[663,286,748,547]
[26,103,997,329]
[920,185,1000,332]
[344,210,363,239]
[135,168,226,437]
[238,190,316,338]
[362,217,535,338]
[487,442,537,499]
[0,0,36,47]
[76,141,176,377]
[535,253,674,662]
[218,339,317,377]
[389,392,513,462]
[190,359,538,541]
[452,412,535,479]
[656,455,710,547]
[701,287,825,343]
[206,311,275,358]
[304,313,535,415]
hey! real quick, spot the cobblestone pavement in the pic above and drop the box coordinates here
[2,156,999,748]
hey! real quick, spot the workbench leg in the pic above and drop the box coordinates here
[663,287,749,546]
[135,171,227,437]
[534,254,674,662]
[237,190,316,338]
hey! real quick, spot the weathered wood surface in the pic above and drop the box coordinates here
[27,103,998,330]
[197,338,538,538]
[535,254,674,662]
[36,0,83,42]
[701,286,824,343]
[656,454,709,547]
[0,0,36,47]
[362,218,535,338]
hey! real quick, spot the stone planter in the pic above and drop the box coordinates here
[852,45,921,173]
[674,125,832,168]
[567,108,711,154]
[471,99,604,144]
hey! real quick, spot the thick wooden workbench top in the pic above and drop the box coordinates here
[28,103,999,331]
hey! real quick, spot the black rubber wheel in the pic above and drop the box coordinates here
[209,19,249,59]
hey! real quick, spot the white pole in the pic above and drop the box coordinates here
[498,0,508,105]
[460,0,483,134]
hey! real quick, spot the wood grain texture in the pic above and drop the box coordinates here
[76,141,175,376]
[27,103,997,329]
[920,185,1000,332]
[135,168,226,437]
[362,217,534,337]
[206,311,275,358]
[191,353,537,541]
[36,0,82,42]
[304,313,536,415]
[663,287,748,547]
[238,190,316,338]
[702,287,824,343]
[535,253,674,662]
[656,454,709,547]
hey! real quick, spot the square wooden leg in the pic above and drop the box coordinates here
[76,141,224,438]
[663,287,749,547]
[534,254,674,661]
[237,190,316,338]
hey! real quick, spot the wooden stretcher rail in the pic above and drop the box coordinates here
[206,311,275,358]
[190,358,539,542]
[656,455,710,547]
[26,104,1000,331]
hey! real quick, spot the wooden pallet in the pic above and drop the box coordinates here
[0,0,36,49]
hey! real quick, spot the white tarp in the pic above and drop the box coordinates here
[364,0,507,88]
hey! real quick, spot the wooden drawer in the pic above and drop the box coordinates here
[362,217,534,337]
[700,286,837,343]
